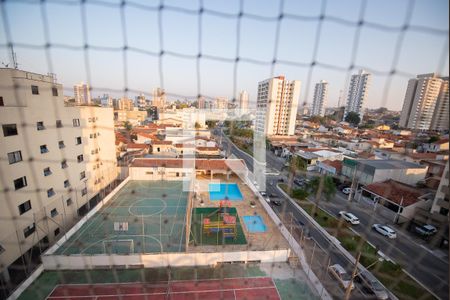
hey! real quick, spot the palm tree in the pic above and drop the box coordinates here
[308,175,337,215]
[287,156,307,196]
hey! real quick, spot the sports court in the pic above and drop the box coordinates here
[55,180,188,255]
[46,277,280,300]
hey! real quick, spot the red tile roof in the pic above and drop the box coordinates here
[127,143,149,149]
[321,160,343,173]
[152,140,173,145]
[434,138,449,145]
[131,158,247,172]
[408,153,437,160]
[364,180,427,207]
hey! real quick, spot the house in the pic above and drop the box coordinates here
[342,158,427,186]
[317,160,343,176]
[423,138,449,153]
[296,149,344,171]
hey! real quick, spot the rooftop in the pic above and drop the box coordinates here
[355,159,426,170]
[364,180,429,207]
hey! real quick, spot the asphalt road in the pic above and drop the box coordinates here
[215,129,449,300]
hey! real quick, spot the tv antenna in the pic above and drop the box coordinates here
[10,44,19,69]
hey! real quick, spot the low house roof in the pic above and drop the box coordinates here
[127,143,149,149]
[364,179,428,207]
[131,158,247,172]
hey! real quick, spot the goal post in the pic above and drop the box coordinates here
[102,239,134,254]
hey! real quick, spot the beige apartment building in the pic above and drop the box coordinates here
[255,75,301,136]
[399,73,449,131]
[0,68,117,283]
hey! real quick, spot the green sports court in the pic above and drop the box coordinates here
[54,180,188,255]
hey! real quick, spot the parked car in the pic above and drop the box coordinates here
[415,224,437,236]
[372,224,397,239]
[270,199,282,206]
[342,187,353,195]
[356,270,389,299]
[339,211,360,225]
[327,264,354,290]
[260,191,267,197]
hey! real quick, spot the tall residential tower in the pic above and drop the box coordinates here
[74,82,91,105]
[343,70,371,123]
[311,80,328,117]
[255,75,301,136]
[239,90,249,111]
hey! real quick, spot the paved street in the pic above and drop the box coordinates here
[215,129,449,300]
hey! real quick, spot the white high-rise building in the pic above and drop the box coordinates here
[136,93,146,110]
[0,68,117,283]
[311,80,328,117]
[239,91,249,111]
[74,82,91,105]
[198,97,206,109]
[255,75,301,136]
[399,73,448,131]
[100,94,113,107]
[343,70,371,123]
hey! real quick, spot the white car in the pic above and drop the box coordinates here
[342,187,352,195]
[372,224,397,239]
[339,211,360,225]
[327,264,354,290]
[260,191,267,197]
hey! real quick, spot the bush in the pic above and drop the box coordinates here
[292,188,309,200]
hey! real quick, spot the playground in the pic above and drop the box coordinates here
[54,180,188,255]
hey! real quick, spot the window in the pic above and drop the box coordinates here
[73,119,80,127]
[14,176,27,190]
[37,121,45,131]
[77,154,84,163]
[52,87,58,96]
[40,144,49,154]
[61,160,68,169]
[50,208,58,217]
[0,96,3,106]
[31,85,39,95]
[54,228,60,237]
[2,124,18,136]
[81,188,87,196]
[66,198,73,206]
[43,167,52,176]
[23,223,35,238]
[58,141,65,149]
[76,136,82,145]
[8,150,22,164]
[0,245,4,254]
[47,188,55,198]
[18,200,32,215]
[64,179,70,188]
[80,171,86,180]
[56,120,63,128]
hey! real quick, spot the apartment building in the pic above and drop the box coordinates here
[135,93,147,110]
[311,80,328,117]
[431,161,449,216]
[255,75,301,136]
[73,82,91,105]
[152,87,166,109]
[399,73,448,131]
[215,97,228,109]
[0,68,117,284]
[343,70,371,123]
[239,90,249,111]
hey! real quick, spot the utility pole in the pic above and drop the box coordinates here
[344,252,361,300]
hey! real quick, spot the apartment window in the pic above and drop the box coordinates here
[58,141,65,149]
[8,150,22,164]
[0,245,4,254]
[43,167,52,176]
[77,154,84,163]
[52,87,58,96]
[440,207,449,216]
[40,144,49,154]
[0,96,4,106]
[37,121,45,131]
[61,160,68,169]
[66,198,73,206]
[50,208,58,217]
[54,228,60,237]
[56,120,63,128]
[18,200,32,215]
[2,124,18,136]
[14,176,27,190]
[47,188,55,198]
[23,223,36,238]
[31,85,39,95]
[80,171,86,180]
[73,119,80,127]
[64,179,70,188]
[76,136,82,145]
[81,188,87,196]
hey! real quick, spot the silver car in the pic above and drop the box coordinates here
[356,270,389,300]
[372,224,397,239]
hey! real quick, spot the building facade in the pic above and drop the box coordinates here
[311,80,328,117]
[100,94,113,107]
[73,82,91,105]
[0,68,117,284]
[255,75,301,136]
[239,90,249,111]
[152,88,166,110]
[343,70,371,123]
[135,93,147,110]
[215,97,228,110]
[399,73,448,131]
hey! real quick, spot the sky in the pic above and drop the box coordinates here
[1,0,448,110]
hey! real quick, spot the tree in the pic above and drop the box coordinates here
[307,175,337,201]
[287,156,307,196]
[345,112,361,126]
[194,122,201,129]
[123,121,132,131]
[428,136,439,143]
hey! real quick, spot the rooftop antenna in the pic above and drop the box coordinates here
[11,44,19,69]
